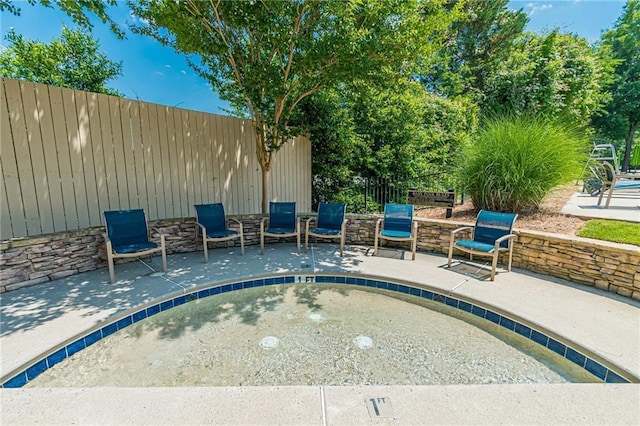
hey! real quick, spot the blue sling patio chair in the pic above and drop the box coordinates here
[260,201,300,254]
[194,203,244,262]
[305,202,347,256]
[103,209,167,284]
[373,203,418,260]
[447,210,518,281]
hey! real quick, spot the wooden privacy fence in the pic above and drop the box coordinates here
[0,78,311,240]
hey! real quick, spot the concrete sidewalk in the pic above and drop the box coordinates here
[1,244,639,425]
[562,191,640,222]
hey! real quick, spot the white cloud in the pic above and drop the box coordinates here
[181,70,187,75]
[129,12,149,26]
[526,2,553,15]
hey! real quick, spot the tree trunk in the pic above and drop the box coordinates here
[261,164,270,214]
[621,120,638,172]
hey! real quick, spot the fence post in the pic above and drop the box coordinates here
[446,188,455,218]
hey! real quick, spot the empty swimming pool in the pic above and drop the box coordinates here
[23,280,600,387]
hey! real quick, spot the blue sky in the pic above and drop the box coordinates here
[0,1,627,116]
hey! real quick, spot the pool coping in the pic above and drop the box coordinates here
[2,271,636,387]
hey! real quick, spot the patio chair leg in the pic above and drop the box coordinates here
[203,238,209,263]
[490,252,499,281]
[160,235,168,272]
[105,239,116,284]
[108,256,115,284]
[411,237,417,260]
[508,243,514,272]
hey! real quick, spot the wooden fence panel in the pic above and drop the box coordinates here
[20,81,55,234]
[5,79,41,235]
[0,157,11,240]
[87,92,110,223]
[214,114,230,210]
[131,101,149,213]
[97,94,118,213]
[75,89,102,227]
[198,112,212,204]
[61,87,92,229]
[1,80,24,238]
[173,107,186,217]
[109,97,128,209]
[48,86,77,230]
[1,78,311,239]
[156,105,177,217]
[208,114,222,206]
[139,102,158,220]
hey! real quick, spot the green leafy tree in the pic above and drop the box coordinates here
[482,30,612,126]
[298,80,477,212]
[128,0,453,213]
[346,80,476,180]
[422,0,527,98]
[0,0,124,38]
[596,0,640,172]
[0,26,123,95]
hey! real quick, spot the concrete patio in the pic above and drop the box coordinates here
[1,242,639,425]
[561,190,640,222]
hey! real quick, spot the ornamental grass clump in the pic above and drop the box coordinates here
[460,115,588,212]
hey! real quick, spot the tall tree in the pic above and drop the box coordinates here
[597,0,640,171]
[422,0,527,98]
[297,80,477,212]
[0,26,123,95]
[129,0,453,213]
[0,0,124,38]
[482,30,612,126]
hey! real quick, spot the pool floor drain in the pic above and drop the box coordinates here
[260,336,279,349]
[354,335,374,349]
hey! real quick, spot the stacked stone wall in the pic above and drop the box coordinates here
[1,215,638,300]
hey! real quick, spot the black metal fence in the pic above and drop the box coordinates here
[362,171,460,213]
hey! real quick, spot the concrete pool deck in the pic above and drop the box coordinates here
[1,244,639,424]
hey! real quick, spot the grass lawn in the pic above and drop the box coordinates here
[578,220,640,246]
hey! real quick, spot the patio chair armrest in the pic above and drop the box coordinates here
[150,227,166,246]
[305,216,316,234]
[102,233,113,253]
[451,226,473,236]
[494,233,516,247]
[260,216,268,232]
[375,217,383,234]
[195,221,206,232]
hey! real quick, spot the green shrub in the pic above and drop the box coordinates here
[329,188,375,214]
[459,115,588,212]
[577,220,640,246]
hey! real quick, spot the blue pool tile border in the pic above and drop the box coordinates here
[2,274,632,387]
